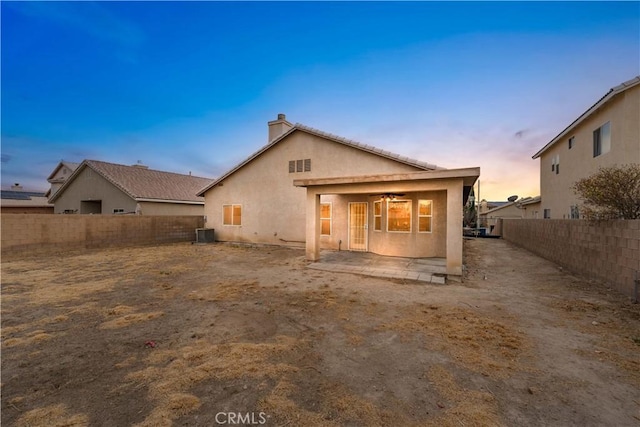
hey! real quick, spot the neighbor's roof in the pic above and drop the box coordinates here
[47,160,80,181]
[533,76,640,159]
[197,123,441,196]
[1,190,52,208]
[481,196,541,215]
[49,160,213,204]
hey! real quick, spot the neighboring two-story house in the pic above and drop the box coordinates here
[532,76,640,219]
[198,114,480,279]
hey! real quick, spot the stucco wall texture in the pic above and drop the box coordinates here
[1,214,204,258]
[502,219,640,298]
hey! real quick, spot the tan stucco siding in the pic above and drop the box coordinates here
[203,131,424,246]
[54,168,136,214]
[367,191,447,258]
[539,86,640,218]
[137,202,204,216]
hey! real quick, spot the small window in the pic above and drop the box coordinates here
[289,161,295,173]
[593,121,611,157]
[543,209,551,219]
[304,158,311,172]
[418,200,432,233]
[113,208,124,214]
[320,203,331,235]
[568,136,574,149]
[551,155,559,174]
[223,204,242,226]
[373,201,382,231]
[387,200,412,232]
[570,205,580,219]
[296,159,303,172]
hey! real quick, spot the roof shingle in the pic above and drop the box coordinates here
[50,160,213,203]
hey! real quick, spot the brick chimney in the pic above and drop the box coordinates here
[267,113,293,142]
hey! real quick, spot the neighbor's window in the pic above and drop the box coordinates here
[551,154,559,174]
[320,203,332,236]
[418,200,433,233]
[373,201,382,231]
[570,205,580,219]
[568,136,574,149]
[223,204,242,226]
[593,121,611,157]
[387,200,412,232]
[543,208,551,219]
[113,208,124,214]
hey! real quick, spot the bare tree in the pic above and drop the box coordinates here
[572,164,640,220]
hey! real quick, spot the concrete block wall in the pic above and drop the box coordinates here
[502,219,640,298]
[1,215,205,258]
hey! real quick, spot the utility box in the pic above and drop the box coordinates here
[195,228,215,243]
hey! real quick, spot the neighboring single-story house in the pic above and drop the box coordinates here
[532,75,639,219]
[50,160,212,215]
[1,184,53,214]
[480,196,541,235]
[45,161,80,199]
[198,114,480,278]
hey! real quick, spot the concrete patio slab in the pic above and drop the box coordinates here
[307,250,447,284]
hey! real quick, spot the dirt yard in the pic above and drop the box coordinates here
[2,239,639,426]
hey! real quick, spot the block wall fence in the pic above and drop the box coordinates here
[501,219,640,298]
[1,214,205,258]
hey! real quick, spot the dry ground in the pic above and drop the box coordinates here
[2,239,639,426]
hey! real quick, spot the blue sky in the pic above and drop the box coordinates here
[2,1,638,200]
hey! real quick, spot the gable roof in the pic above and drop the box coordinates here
[533,76,640,159]
[47,161,80,181]
[197,123,441,196]
[50,160,213,204]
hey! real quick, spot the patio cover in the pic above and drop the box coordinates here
[294,167,480,278]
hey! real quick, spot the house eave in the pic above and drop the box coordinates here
[532,76,640,159]
[135,198,204,205]
[293,167,480,188]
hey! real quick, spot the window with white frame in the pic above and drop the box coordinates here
[418,200,433,233]
[593,121,611,157]
[373,201,382,231]
[387,200,411,232]
[320,203,332,235]
[551,154,559,174]
[570,205,580,219]
[223,204,242,226]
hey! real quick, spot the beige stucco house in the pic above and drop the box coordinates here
[50,160,212,215]
[532,76,640,219]
[45,161,80,199]
[198,114,479,278]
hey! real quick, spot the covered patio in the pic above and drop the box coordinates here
[294,167,480,280]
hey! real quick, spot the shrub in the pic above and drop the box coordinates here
[572,164,640,220]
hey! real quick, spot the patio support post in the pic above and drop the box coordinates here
[305,190,321,261]
[446,181,463,277]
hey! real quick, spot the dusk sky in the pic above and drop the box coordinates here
[2,1,638,201]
